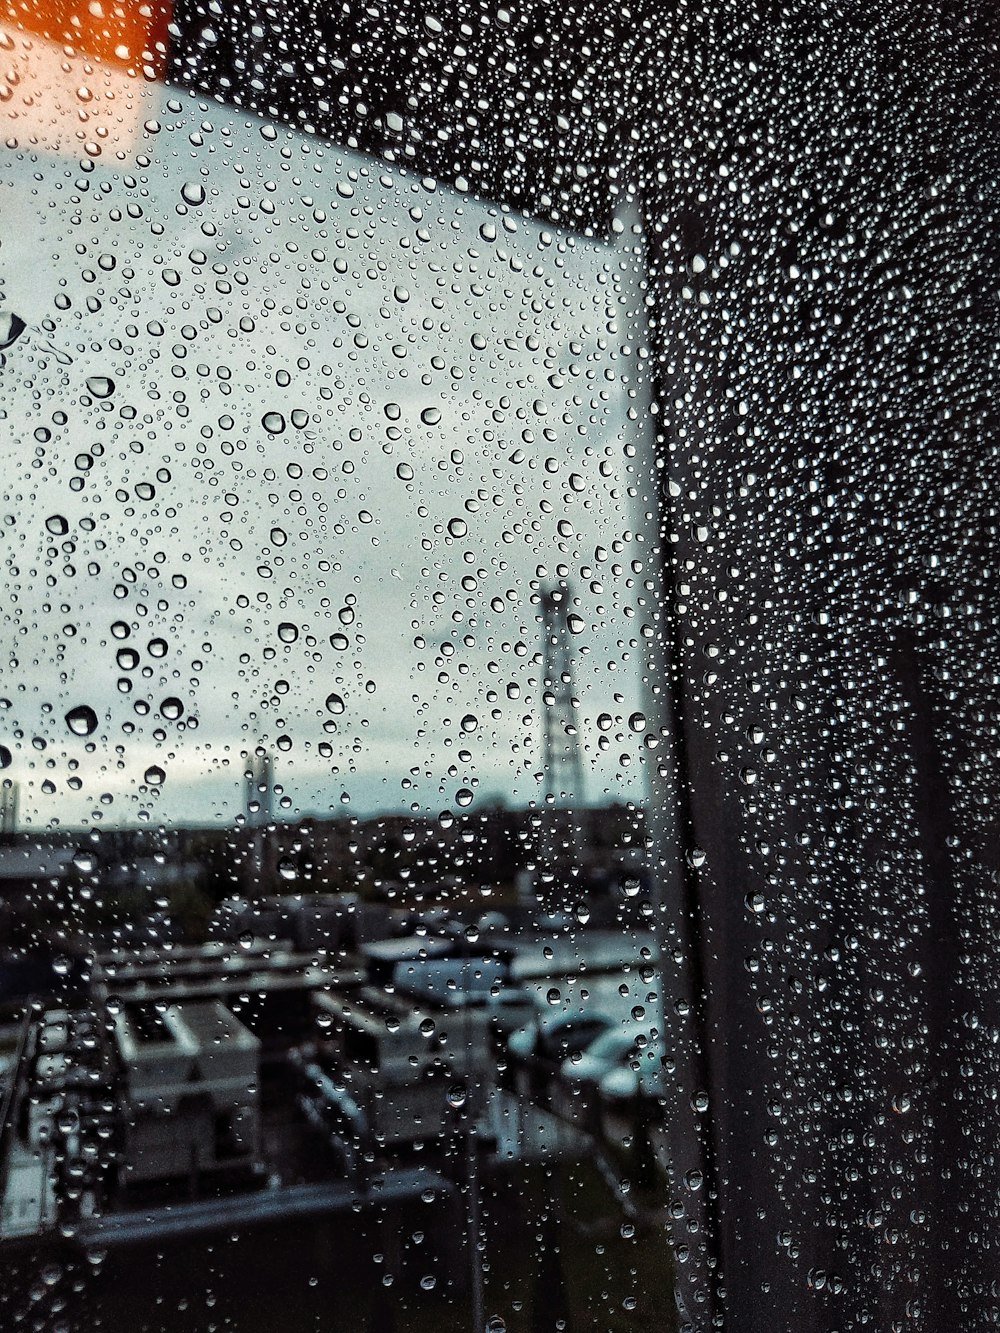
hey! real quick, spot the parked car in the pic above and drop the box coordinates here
[507,1011,616,1069]
[559,1028,663,1104]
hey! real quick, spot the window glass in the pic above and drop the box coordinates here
[2,2,995,1331]
[0,20,667,1333]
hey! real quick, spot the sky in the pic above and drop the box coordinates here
[0,71,658,831]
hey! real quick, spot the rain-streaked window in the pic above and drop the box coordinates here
[2,1,997,1331]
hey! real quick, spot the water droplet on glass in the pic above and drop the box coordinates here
[65,705,98,737]
[262,412,286,434]
[85,376,115,399]
[446,1084,467,1109]
[455,787,474,807]
[326,693,346,715]
[0,311,27,349]
[181,181,206,206]
[144,765,165,786]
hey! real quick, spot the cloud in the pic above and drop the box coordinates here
[1,83,654,829]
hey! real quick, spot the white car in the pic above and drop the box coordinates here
[507,1012,615,1068]
[559,1028,663,1104]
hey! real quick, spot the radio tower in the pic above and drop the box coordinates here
[243,749,273,893]
[538,585,586,908]
[0,780,17,842]
[244,750,273,828]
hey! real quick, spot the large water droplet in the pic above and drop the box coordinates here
[181,181,206,206]
[262,411,286,434]
[85,376,115,399]
[0,311,27,349]
[446,1083,467,1109]
[144,765,165,786]
[325,693,346,715]
[65,705,98,737]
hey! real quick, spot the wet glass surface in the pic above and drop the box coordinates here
[2,1,999,1330]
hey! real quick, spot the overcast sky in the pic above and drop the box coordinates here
[0,76,657,831]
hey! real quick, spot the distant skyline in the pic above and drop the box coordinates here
[1,81,658,832]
